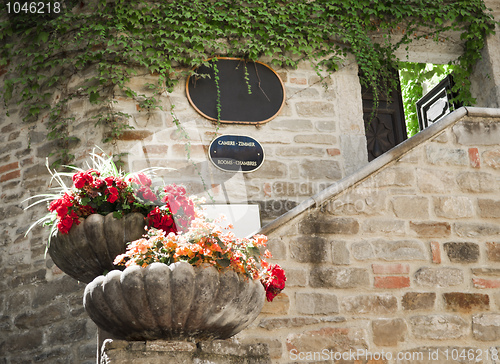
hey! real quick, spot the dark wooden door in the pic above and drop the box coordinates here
[361,71,408,161]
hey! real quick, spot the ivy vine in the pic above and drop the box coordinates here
[0,0,496,166]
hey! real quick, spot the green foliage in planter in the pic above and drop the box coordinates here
[0,0,496,165]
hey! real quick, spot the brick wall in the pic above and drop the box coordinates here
[234,108,500,363]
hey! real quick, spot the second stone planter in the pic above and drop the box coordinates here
[83,261,266,341]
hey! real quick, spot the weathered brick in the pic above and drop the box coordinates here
[402,292,436,310]
[0,170,20,182]
[443,293,489,312]
[473,278,500,289]
[114,129,153,141]
[283,268,307,287]
[391,196,429,219]
[251,160,287,179]
[310,267,369,289]
[260,293,289,314]
[483,149,500,169]
[294,134,336,144]
[425,145,468,166]
[469,147,481,168]
[286,327,367,353]
[300,159,341,180]
[295,101,334,118]
[332,240,350,265]
[276,146,325,157]
[3,328,43,352]
[259,316,344,331]
[47,319,88,344]
[414,267,464,287]
[23,164,50,180]
[472,313,500,341]
[410,221,451,238]
[299,215,359,235]
[372,264,410,274]
[0,161,19,174]
[443,242,480,263]
[351,241,375,260]
[270,119,313,131]
[377,167,415,187]
[265,237,286,260]
[327,189,387,216]
[290,236,329,263]
[341,294,397,314]
[374,276,410,289]
[14,303,68,329]
[271,181,314,197]
[372,318,407,346]
[372,240,427,261]
[478,199,500,218]
[486,242,500,262]
[295,292,339,315]
[290,76,307,85]
[454,222,500,237]
[416,168,455,193]
[453,120,500,145]
[430,241,441,264]
[326,148,341,156]
[457,171,497,193]
[362,218,405,235]
[434,196,475,219]
[410,315,468,339]
[142,144,169,155]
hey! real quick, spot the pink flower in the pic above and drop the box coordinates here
[139,186,157,202]
[131,173,152,187]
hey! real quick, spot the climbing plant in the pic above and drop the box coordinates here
[0,0,496,165]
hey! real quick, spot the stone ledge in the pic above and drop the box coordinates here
[101,339,271,364]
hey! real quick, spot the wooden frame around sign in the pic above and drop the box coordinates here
[186,57,285,125]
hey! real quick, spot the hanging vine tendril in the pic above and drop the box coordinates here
[0,0,496,166]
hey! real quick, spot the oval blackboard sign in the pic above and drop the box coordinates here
[209,135,265,173]
[186,58,285,124]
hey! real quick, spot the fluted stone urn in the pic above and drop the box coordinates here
[48,212,146,283]
[83,261,266,341]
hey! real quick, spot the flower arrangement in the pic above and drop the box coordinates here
[26,150,196,239]
[114,215,286,302]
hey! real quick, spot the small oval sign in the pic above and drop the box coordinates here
[208,135,265,173]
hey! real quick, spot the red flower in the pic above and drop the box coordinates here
[104,176,116,187]
[262,264,286,302]
[56,211,80,234]
[146,207,177,233]
[72,171,94,189]
[106,186,119,203]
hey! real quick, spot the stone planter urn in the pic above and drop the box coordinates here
[83,261,266,341]
[48,212,146,283]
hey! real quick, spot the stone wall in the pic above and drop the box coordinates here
[0,58,366,363]
[115,56,366,224]
[100,339,271,364]
[232,107,500,363]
